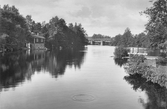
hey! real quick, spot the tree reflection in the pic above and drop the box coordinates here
[43,48,86,78]
[114,58,128,67]
[113,46,129,67]
[0,52,32,89]
[124,74,167,109]
[0,48,86,91]
[124,54,167,108]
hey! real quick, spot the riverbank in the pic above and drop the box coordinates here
[124,55,167,88]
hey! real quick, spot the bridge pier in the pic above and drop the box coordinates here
[100,41,103,45]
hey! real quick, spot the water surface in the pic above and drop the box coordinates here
[0,46,163,109]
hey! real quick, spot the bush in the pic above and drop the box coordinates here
[114,46,129,58]
[114,58,128,67]
[129,55,146,65]
[156,57,167,65]
[125,55,147,75]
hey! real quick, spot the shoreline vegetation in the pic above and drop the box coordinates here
[114,47,167,88]
[1,0,167,52]
[124,55,167,88]
[0,5,88,52]
[113,0,167,89]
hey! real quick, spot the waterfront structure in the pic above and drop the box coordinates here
[128,47,148,55]
[87,37,112,45]
[27,33,46,50]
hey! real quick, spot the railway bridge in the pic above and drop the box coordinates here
[87,37,112,45]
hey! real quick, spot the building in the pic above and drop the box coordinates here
[27,33,46,50]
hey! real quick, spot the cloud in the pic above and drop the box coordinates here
[70,6,91,18]
[67,0,150,36]
[1,0,60,7]
[0,0,152,36]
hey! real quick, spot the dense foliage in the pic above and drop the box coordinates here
[110,28,150,48]
[114,58,128,67]
[143,0,167,49]
[0,5,30,51]
[114,46,129,58]
[92,34,110,39]
[0,5,88,51]
[125,55,167,88]
[26,16,88,50]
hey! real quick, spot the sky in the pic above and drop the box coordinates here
[0,0,153,37]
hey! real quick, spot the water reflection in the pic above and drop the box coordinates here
[114,58,128,67]
[124,74,167,109]
[113,46,129,67]
[0,48,86,91]
[43,48,86,78]
[0,52,31,89]
[124,55,167,88]
[114,47,167,108]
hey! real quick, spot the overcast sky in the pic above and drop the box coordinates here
[0,0,152,37]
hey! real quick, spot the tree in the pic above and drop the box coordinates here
[0,7,3,35]
[1,5,30,50]
[1,5,88,51]
[134,32,150,48]
[68,23,74,30]
[3,5,19,15]
[43,16,88,50]
[112,34,122,46]
[120,28,133,47]
[25,15,33,32]
[143,0,167,48]
[33,22,41,34]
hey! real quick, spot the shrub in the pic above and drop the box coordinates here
[114,46,129,58]
[156,57,167,65]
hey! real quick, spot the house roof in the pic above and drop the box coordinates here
[32,34,45,39]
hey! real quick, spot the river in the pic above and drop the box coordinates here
[0,45,165,109]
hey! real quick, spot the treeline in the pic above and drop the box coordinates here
[0,5,88,51]
[90,28,150,48]
[92,34,110,39]
[26,15,88,49]
[111,28,150,48]
[112,0,167,49]
[0,5,30,51]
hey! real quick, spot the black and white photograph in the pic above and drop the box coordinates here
[0,0,167,109]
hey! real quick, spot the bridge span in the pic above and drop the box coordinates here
[87,37,112,45]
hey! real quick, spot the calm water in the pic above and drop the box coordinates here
[0,46,165,109]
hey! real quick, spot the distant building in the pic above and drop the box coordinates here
[27,33,46,50]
